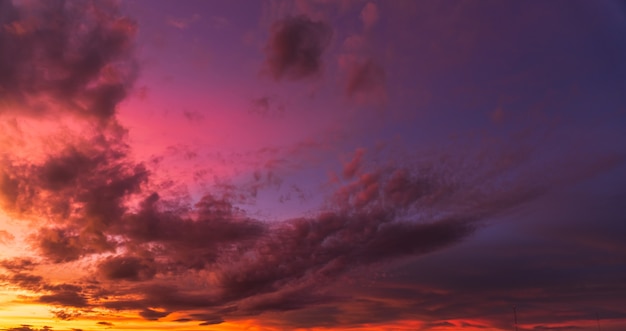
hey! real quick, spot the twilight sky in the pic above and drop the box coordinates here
[1,1,626,330]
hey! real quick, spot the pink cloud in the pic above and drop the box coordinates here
[360,2,379,30]
[344,58,387,105]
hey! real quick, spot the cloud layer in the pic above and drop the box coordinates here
[0,1,625,330]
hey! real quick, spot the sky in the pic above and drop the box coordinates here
[0,0,626,330]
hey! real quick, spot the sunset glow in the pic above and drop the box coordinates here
[1,1,626,330]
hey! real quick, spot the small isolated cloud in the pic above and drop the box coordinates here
[51,309,80,320]
[345,58,387,105]
[198,317,225,325]
[167,14,200,30]
[360,2,379,30]
[96,321,113,326]
[183,110,205,122]
[264,15,333,81]
[139,308,170,320]
[250,95,285,118]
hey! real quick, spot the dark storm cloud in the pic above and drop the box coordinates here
[0,0,137,121]
[264,15,332,80]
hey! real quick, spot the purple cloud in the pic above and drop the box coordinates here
[264,15,332,81]
[0,0,137,121]
[345,58,387,104]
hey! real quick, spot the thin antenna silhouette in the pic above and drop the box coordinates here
[596,312,601,331]
[513,305,518,331]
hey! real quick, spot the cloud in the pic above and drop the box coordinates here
[0,229,14,244]
[51,309,80,321]
[344,58,387,104]
[166,14,200,30]
[1,1,624,329]
[112,193,267,270]
[38,283,88,308]
[0,257,36,272]
[250,96,285,118]
[533,326,584,330]
[35,228,86,263]
[0,1,146,267]
[198,317,225,325]
[97,256,156,282]
[0,0,137,122]
[38,290,88,308]
[342,148,365,179]
[96,321,113,326]
[5,326,52,331]
[264,15,332,80]
[182,110,205,122]
[303,186,626,329]
[83,147,565,324]
[5,116,610,327]
[342,34,367,52]
[360,2,379,30]
[139,308,170,320]
[2,272,43,291]
[0,137,148,262]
